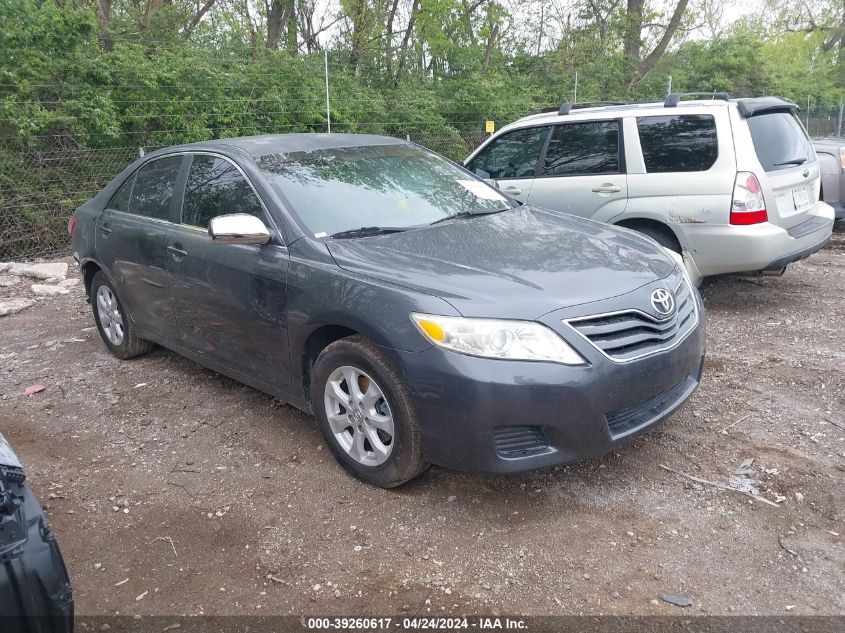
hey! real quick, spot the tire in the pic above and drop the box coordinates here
[630,223,682,254]
[90,271,155,360]
[311,336,428,488]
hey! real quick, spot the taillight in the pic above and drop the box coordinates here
[839,147,845,170]
[68,213,77,237]
[730,172,768,225]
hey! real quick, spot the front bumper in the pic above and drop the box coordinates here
[677,202,835,276]
[386,294,706,474]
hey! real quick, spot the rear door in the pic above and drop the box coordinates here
[745,110,819,230]
[527,119,627,221]
[166,153,291,390]
[464,125,551,201]
[95,155,183,341]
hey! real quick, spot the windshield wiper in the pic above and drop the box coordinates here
[330,226,408,239]
[429,207,511,226]
[774,157,808,167]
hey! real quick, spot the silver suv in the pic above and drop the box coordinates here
[465,93,835,282]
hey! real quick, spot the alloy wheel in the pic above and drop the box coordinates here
[96,285,125,346]
[323,365,394,466]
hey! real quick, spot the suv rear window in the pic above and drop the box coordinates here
[746,111,815,172]
[541,121,620,176]
[637,115,718,172]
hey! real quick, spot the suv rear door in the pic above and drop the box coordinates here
[742,109,820,230]
[527,119,627,221]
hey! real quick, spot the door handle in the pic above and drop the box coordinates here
[167,245,188,260]
[501,186,523,196]
[592,184,622,194]
[99,223,112,235]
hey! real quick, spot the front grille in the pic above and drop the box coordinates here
[566,280,697,362]
[493,426,549,458]
[606,377,694,438]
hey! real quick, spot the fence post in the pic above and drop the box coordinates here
[324,49,331,134]
[806,95,810,130]
[838,100,843,138]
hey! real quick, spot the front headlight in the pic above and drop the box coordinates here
[410,313,585,365]
[663,247,694,290]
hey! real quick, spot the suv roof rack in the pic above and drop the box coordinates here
[525,101,627,117]
[665,92,730,107]
[558,101,627,115]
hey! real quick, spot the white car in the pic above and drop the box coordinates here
[465,93,835,283]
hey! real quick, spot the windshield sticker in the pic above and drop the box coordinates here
[456,179,507,201]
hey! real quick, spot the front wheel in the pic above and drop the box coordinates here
[311,336,427,488]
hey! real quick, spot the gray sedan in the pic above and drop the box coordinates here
[813,137,845,220]
[70,134,706,487]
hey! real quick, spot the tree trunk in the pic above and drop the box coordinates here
[624,0,644,63]
[266,0,295,50]
[482,21,499,75]
[182,0,217,40]
[630,0,690,87]
[395,0,420,80]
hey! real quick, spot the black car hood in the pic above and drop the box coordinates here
[326,206,676,320]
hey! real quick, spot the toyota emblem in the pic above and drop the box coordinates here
[650,288,675,316]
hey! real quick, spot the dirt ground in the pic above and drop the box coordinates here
[0,227,843,618]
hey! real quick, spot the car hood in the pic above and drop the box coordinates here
[325,206,676,319]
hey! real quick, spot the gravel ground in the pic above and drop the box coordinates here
[0,227,843,618]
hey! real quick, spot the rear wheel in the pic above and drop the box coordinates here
[622,221,682,254]
[311,336,427,488]
[90,271,154,359]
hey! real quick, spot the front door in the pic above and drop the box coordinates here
[465,125,552,202]
[527,119,628,222]
[165,153,291,391]
[95,155,183,341]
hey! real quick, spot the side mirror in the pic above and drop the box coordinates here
[483,178,500,189]
[208,214,271,245]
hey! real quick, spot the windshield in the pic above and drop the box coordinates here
[257,144,512,237]
[746,111,816,172]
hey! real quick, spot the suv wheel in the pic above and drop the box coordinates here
[632,224,682,254]
[311,336,427,488]
[90,271,155,359]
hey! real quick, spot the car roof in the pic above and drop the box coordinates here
[160,133,407,158]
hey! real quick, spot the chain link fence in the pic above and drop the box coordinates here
[0,129,489,261]
[1,106,842,262]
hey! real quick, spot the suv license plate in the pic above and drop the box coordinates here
[792,188,810,210]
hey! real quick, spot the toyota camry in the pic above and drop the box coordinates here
[70,134,706,487]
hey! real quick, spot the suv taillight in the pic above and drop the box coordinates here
[68,213,77,237]
[839,146,845,169]
[730,172,768,225]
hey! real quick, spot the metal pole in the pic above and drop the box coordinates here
[573,71,578,104]
[667,75,672,97]
[806,95,810,130]
[837,100,843,138]
[324,49,331,134]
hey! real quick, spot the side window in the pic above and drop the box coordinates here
[637,115,718,172]
[542,121,620,176]
[108,174,134,212]
[181,155,264,228]
[467,126,550,179]
[129,155,183,220]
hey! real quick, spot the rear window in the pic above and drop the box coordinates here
[637,114,718,172]
[746,111,815,172]
[541,121,620,176]
[129,156,182,221]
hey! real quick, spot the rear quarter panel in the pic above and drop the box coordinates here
[619,107,736,243]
